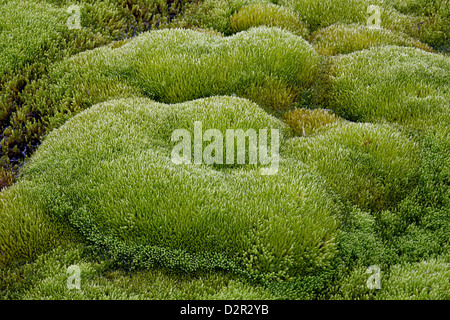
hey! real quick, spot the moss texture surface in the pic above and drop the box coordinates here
[0,0,448,300]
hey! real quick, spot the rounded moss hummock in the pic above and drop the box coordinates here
[315,45,450,130]
[6,96,340,282]
[230,2,309,39]
[278,0,417,33]
[286,121,420,211]
[284,108,342,136]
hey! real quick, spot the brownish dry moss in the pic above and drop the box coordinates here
[284,108,341,136]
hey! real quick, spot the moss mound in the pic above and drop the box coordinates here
[0,0,448,301]
[284,108,342,136]
[21,25,319,152]
[386,0,449,51]
[230,2,309,38]
[0,243,276,300]
[316,46,450,129]
[1,25,320,187]
[279,0,410,31]
[0,0,192,186]
[310,23,432,55]
[0,181,78,267]
[287,122,420,211]
[5,96,340,282]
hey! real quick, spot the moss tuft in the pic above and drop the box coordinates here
[230,2,309,38]
[310,23,433,55]
[284,108,341,136]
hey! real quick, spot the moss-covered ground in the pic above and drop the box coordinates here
[0,0,448,300]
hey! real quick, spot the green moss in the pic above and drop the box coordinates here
[310,23,433,55]
[315,46,450,130]
[0,181,79,267]
[0,243,276,300]
[125,26,320,104]
[178,0,260,35]
[242,76,305,116]
[0,0,128,184]
[0,0,203,186]
[377,258,450,300]
[16,26,319,162]
[12,96,340,283]
[385,0,449,51]
[279,0,411,32]
[287,122,420,211]
[36,25,320,112]
[0,0,448,301]
[230,2,309,38]
[284,108,342,136]
[327,206,448,300]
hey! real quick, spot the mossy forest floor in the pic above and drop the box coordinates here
[0,0,449,300]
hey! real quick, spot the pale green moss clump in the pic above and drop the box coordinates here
[128,27,319,105]
[0,181,77,267]
[385,0,449,50]
[376,258,450,300]
[0,0,448,301]
[0,0,66,77]
[230,2,309,38]
[7,96,340,283]
[329,256,450,300]
[0,0,129,78]
[278,0,416,33]
[33,26,321,128]
[316,46,450,130]
[179,0,272,35]
[287,122,420,211]
[310,23,433,55]
[0,243,276,300]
